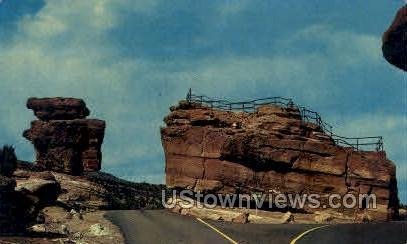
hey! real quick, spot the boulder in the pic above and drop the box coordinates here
[281,211,294,223]
[314,212,334,223]
[66,209,84,220]
[27,97,90,121]
[382,5,407,71]
[88,223,110,236]
[0,176,41,234]
[232,212,249,224]
[16,178,61,206]
[28,224,47,233]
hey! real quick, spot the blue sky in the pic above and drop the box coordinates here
[0,0,406,202]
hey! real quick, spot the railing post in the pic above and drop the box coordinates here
[356,139,359,150]
[379,137,383,152]
[381,141,384,152]
[288,99,294,108]
[186,88,192,102]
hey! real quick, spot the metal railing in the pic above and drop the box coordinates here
[185,89,384,152]
[186,89,295,112]
[331,135,383,152]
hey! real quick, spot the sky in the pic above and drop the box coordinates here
[0,0,406,202]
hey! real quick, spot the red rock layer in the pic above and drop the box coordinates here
[161,101,399,220]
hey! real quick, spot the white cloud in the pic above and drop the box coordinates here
[19,14,66,37]
[218,0,249,16]
[286,25,382,65]
[151,24,384,102]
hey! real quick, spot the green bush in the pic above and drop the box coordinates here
[0,145,17,177]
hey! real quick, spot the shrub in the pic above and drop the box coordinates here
[0,145,17,177]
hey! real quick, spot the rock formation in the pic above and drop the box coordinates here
[0,147,45,234]
[0,97,165,238]
[382,5,406,71]
[0,176,20,233]
[14,161,165,211]
[23,98,106,175]
[161,100,399,222]
[0,174,48,234]
[0,159,164,236]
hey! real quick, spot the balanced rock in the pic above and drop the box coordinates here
[24,98,105,175]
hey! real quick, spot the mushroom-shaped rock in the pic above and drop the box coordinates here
[24,97,105,175]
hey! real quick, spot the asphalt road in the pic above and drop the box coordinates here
[106,210,407,244]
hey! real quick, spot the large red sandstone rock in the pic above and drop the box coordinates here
[382,5,406,71]
[24,98,105,175]
[161,101,399,221]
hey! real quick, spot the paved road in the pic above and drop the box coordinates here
[106,210,407,244]
[298,222,407,244]
[106,210,229,244]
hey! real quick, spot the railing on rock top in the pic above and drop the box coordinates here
[185,89,384,152]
